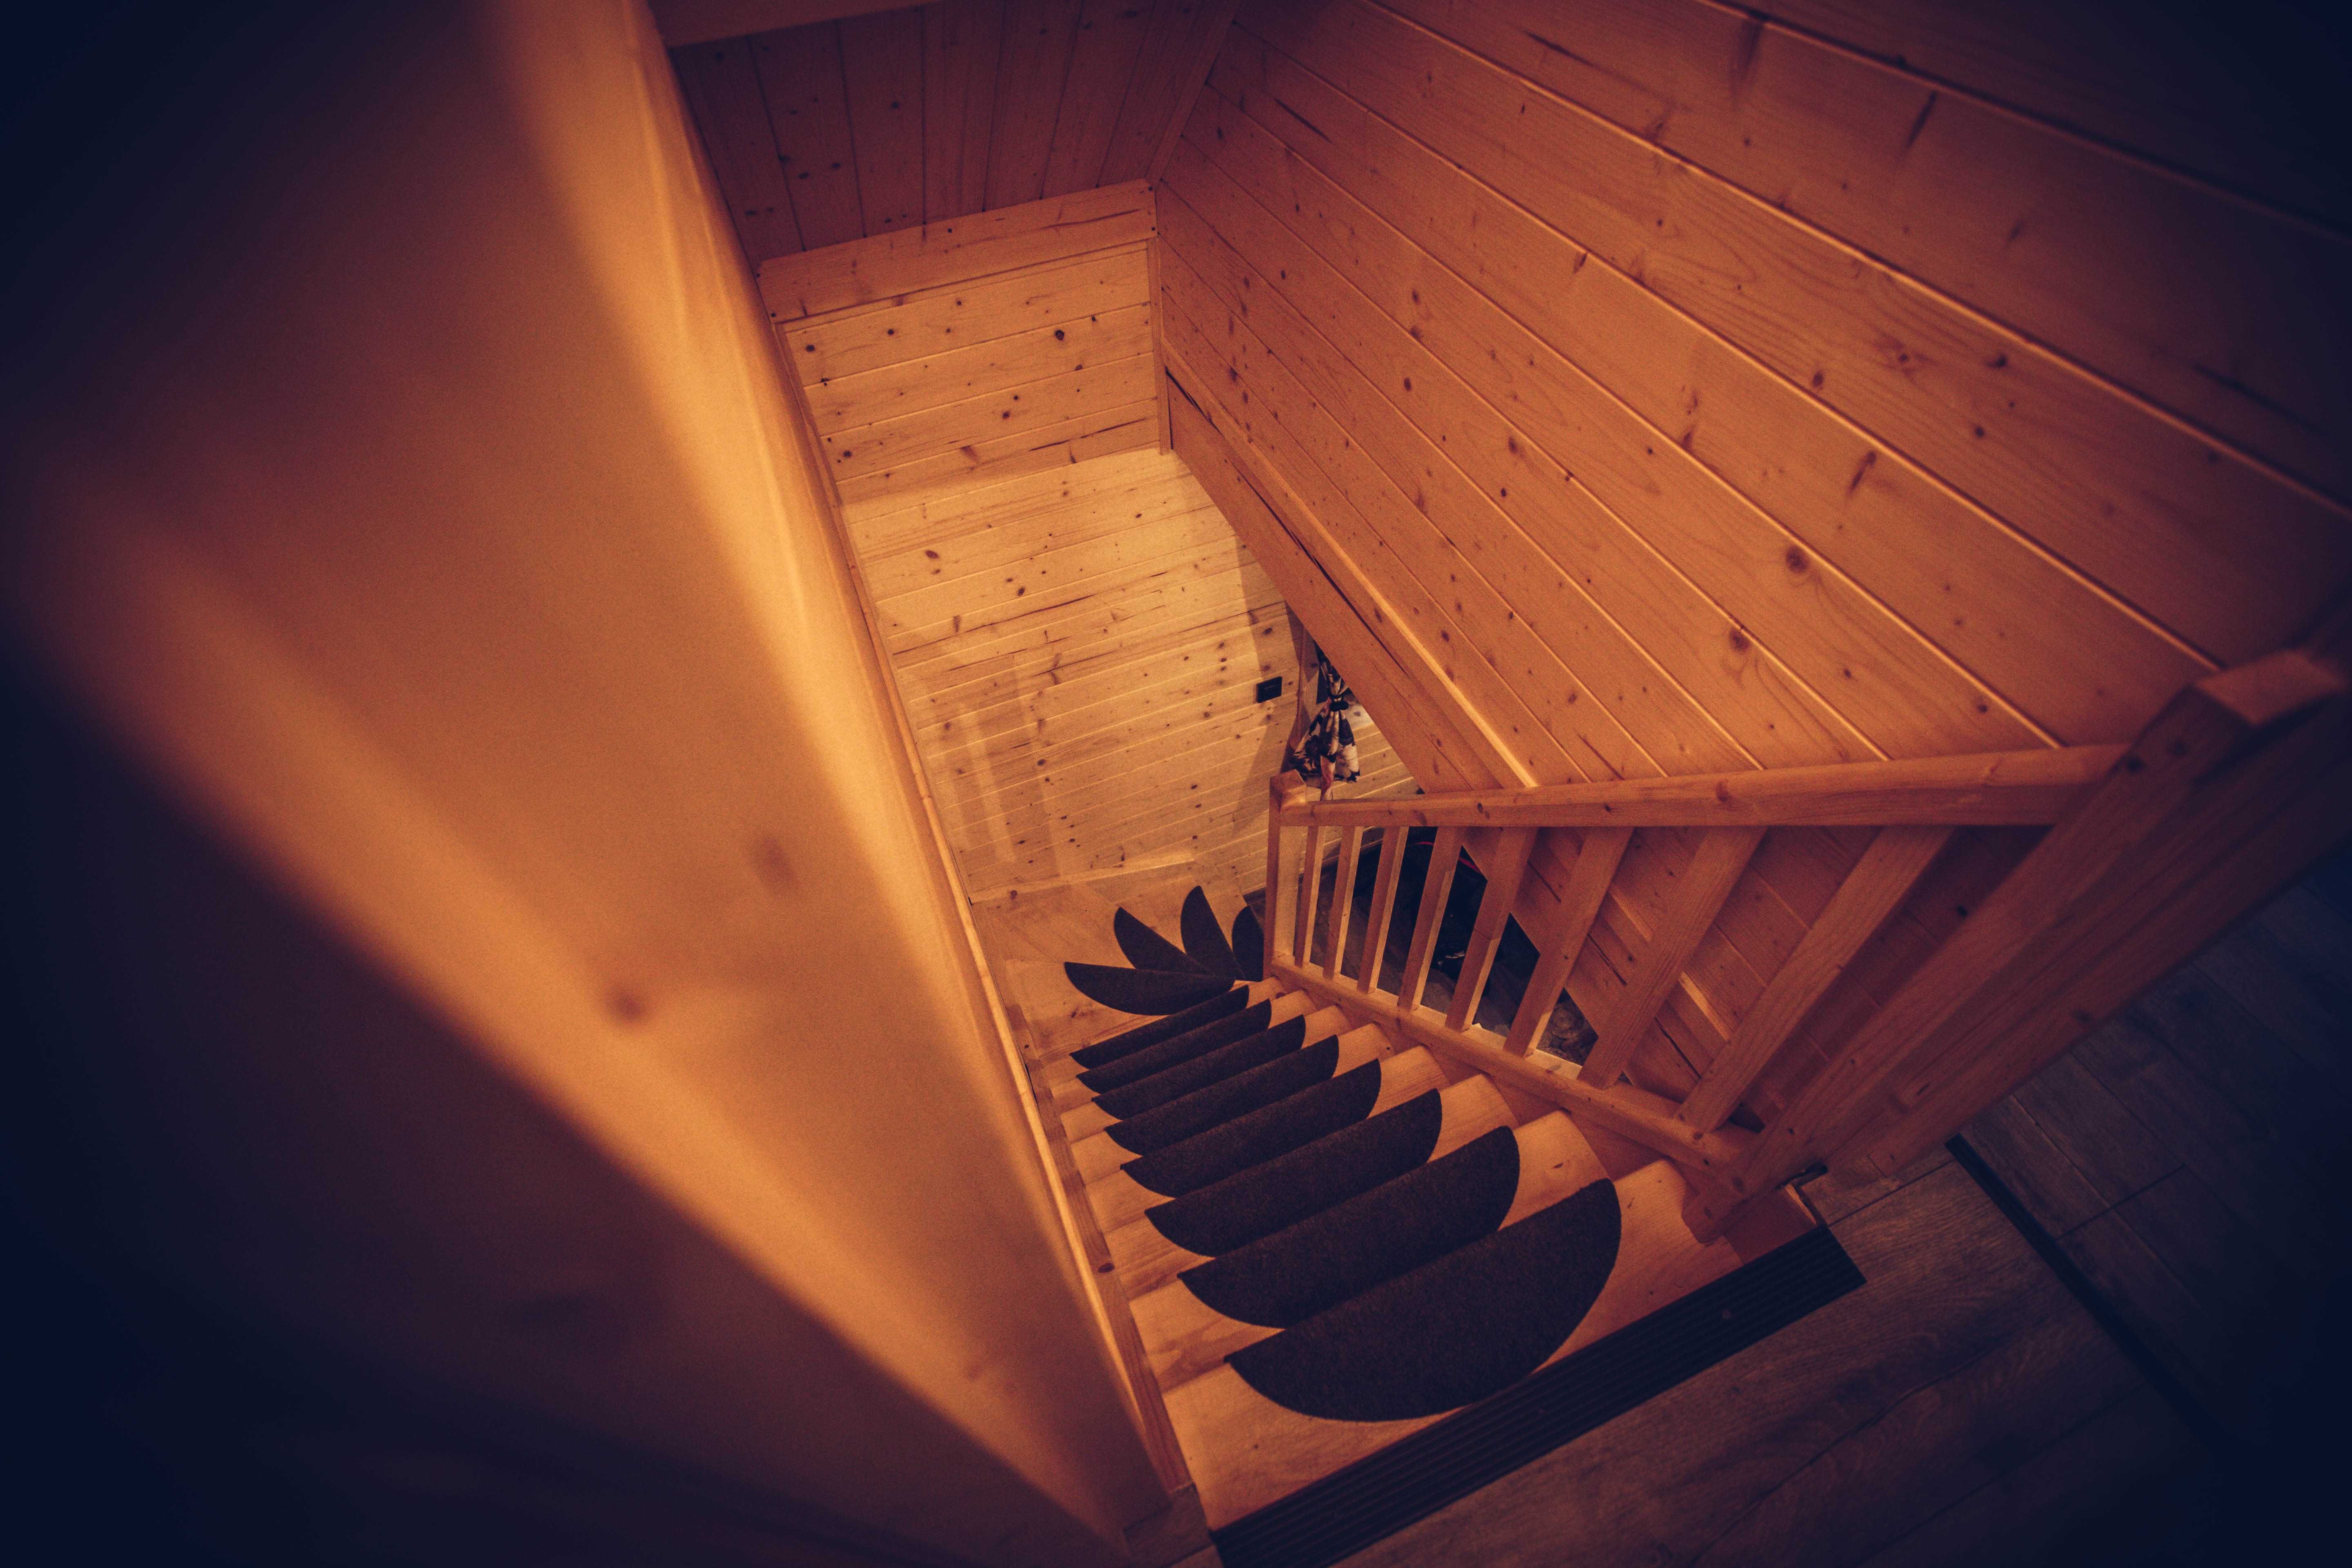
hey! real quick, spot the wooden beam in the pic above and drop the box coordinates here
[1583,829,1764,1086]
[1268,958,1755,1175]
[1713,651,2350,1216]
[1146,0,1244,181]
[1294,745,2123,831]
[1357,825,1408,994]
[759,182,1156,322]
[1502,827,1629,1055]
[1677,826,1952,1134]
[1396,826,1464,1013]
[1444,826,1537,1032]
[1853,689,2352,1173]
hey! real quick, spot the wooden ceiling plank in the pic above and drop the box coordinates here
[671,38,804,260]
[753,20,867,249]
[923,0,1007,224]
[987,0,1085,209]
[1040,0,1157,197]
[839,7,928,234]
[760,180,1153,321]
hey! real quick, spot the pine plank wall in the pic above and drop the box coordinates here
[1159,0,2352,1107]
[761,186,1410,898]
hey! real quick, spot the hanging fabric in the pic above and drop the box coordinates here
[1285,648,1362,790]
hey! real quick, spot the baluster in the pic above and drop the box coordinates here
[1293,820,1327,966]
[1444,827,1538,1032]
[1263,776,1294,967]
[1503,827,1629,1054]
[1357,827,1409,995]
[1582,827,1764,1087]
[1323,826,1365,980]
[1396,826,1465,1013]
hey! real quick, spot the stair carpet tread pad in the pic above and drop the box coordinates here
[1031,876,1840,1546]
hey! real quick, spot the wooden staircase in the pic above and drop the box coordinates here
[992,867,1811,1537]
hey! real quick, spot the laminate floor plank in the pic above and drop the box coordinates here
[1848,1388,2197,1568]
[1336,1163,2128,1567]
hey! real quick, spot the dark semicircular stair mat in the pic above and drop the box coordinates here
[1072,988,1248,1069]
[1180,886,1241,978]
[1109,1037,1342,1156]
[1181,1127,1522,1328]
[1115,906,1203,974]
[1145,1089,1445,1256]
[1123,1060,1387,1198]
[1093,1018,1309,1120]
[1227,1177,1622,1423]
[1229,904,1265,983]
[1078,1002,1277,1093]
[1211,1224,1867,1568]
[1062,962,1232,1016]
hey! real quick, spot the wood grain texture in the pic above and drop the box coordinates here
[1181,62,2210,747]
[832,434,1350,895]
[1238,0,2352,668]
[752,21,865,249]
[837,7,927,234]
[1394,0,2352,507]
[1292,747,2121,830]
[1341,1160,2196,1566]
[680,1,1232,259]
[672,36,803,260]
[1755,0,2352,234]
[760,180,1153,321]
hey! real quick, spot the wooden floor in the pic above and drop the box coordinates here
[1335,1146,2201,1567]
[1958,845,2352,1445]
[1328,847,2352,1566]
[971,846,2349,1565]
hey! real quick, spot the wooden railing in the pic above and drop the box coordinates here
[1263,648,2352,1238]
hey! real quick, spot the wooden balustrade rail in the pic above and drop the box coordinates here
[1287,744,2124,830]
[1259,658,2350,1227]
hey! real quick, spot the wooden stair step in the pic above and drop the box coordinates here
[1165,1158,1742,1529]
[1069,1008,1358,1181]
[1087,1042,1448,1234]
[1059,997,1327,1137]
[1131,1110,1607,1394]
[1044,984,1304,1099]
[1105,1073,1517,1299]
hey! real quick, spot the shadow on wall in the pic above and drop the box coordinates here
[0,673,967,1567]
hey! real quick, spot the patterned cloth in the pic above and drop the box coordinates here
[1285,650,1362,789]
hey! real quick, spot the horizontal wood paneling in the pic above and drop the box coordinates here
[1394,0,2352,508]
[1159,0,2346,1118]
[844,447,1410,895]
[779,198,1160,502]
[673,0,1240,265]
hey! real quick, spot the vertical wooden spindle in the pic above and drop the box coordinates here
[1396,826,1464,1013]
[1503,828,1629,1054]
[1323,826,1365,980]
[1444,827,1538,1033]
[1294,820,1327,966]
[1358,827,1408,995]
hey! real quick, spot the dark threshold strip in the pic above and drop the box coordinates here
[1212,1225,1866,1568]
[1946,1133,2232,1453]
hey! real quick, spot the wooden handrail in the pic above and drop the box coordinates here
[1254,653,2349,1204]
[1281,744,2124,829]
